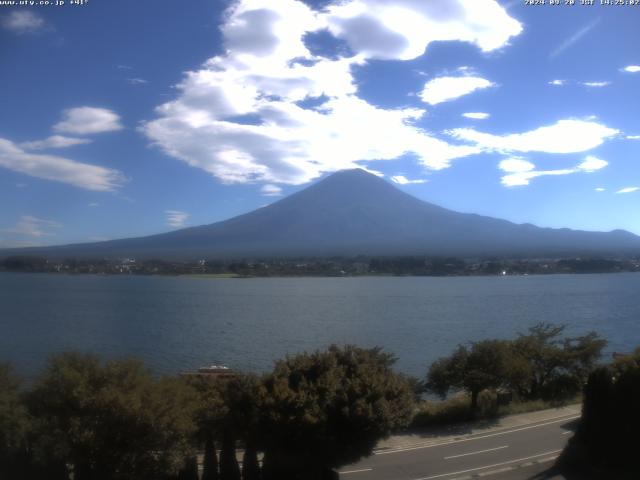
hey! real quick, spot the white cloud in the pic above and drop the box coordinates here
[548,79,566,86]
[165,210,189,228]
[462,112,490,120]
[3,216,61,238]
[498,157,534,173]
[260,184,283,196]
[325,0,522,61]
[88,202,100,207]
[499,155,608,187]
[577,155,608,172]
[616,187,639,194]
[549,17,600,59]
[391,175,426,184]
[595,187,605,192]
[0,138,124,191]
[1,11,45,34]
[622,65,640,73]
[449,119,619,154]
[419,76,494,105]
[54,107,123,135]
[142,0,520,185]
[127,78,148,85]
[626,135,640,140]
[582,81,610,88]
[20,135,92,150]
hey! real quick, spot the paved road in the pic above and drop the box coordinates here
[337,412,578,480]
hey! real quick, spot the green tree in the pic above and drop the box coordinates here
[27,353,197,480]
[260,345,414,480]
[426,340,511,414]
[218,375,264,480]
[0,363,32,478]
[187,376,225,480]
[511,323,606,400]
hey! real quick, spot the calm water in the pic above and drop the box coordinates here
[1,272,639,380]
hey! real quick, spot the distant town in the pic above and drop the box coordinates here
[2,255,640,277]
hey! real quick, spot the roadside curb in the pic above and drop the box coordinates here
[446,454,559,479]
[375,405,580,454]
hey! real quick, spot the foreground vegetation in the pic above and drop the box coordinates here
[559,348,640,478]
[0,323,618,479]
[425,323,604,416]
[0,346,414,480]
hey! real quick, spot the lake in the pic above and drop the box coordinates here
[1,272,639,380]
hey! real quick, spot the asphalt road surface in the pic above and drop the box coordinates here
[337,412,578,480]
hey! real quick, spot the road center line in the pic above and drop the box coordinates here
[338,468,373,474]
[444,445,508,460]
[375,415,579,455]
[414,449,562,480]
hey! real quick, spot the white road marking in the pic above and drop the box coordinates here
[339,468,373,474]
[444,445,508,460]
[375,415,579,455]
[413,449,562,480]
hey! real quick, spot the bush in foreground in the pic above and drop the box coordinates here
[558,348,640,478]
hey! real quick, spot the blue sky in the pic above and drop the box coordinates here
[1,0,639,248]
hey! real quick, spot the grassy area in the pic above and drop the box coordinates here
[409,392,581,430]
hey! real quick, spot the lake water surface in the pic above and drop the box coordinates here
[1,272,639,380]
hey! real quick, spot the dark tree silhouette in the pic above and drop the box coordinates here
[260,345,414,480]
[26,353,197,480]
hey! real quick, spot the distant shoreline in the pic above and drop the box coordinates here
[2,254,639,277]
[3,270,640,280]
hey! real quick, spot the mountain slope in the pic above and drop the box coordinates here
[3,169,640,259]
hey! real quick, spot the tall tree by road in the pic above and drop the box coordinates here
[260,345,415,480]
[427,340,511,414]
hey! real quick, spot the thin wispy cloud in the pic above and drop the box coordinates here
[165,210,189,228]
[616,187,639,194]
[1,11,45,34]
[548,79,566,86]
[391,175,426,185]
[462,112,490,120]
[621,65,640,73]
[499,155,608,187]
[3,215,61,238]
[582,81,610,88]
[0,138,124,191]
[550,17,601,59]
[20,135,92,150]
[260,184,283,197]
[127,78,148,85]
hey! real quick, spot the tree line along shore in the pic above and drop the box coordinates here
[1,323,638,479]
[2,254,640,276]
